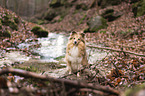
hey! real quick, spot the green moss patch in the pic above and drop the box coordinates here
[31,26,48,37]
[132,0,145,17]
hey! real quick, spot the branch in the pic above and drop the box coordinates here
[87,45,145,57]
[0,68,119,95]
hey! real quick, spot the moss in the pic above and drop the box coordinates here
[133,0,145,17]
[58,17,63,22]
[13,66,38,73]
[100,17,108,29]
[50,0,62,8]
[54,55,65,60]
[136,0,145,17]
[100,30,106,33]
[31,26,42,32]
[36,20,45,25]
[50,0,58,5]
[0,30,11,38]
[50,0,68,7]
[31,26,48,37]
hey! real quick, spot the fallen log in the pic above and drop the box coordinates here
[87,45,145,57]
[0,68,120,95]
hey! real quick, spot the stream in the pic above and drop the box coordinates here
[1,33,109,78]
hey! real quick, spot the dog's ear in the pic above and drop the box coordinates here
[80,33,85,38]
[70,31,77,36]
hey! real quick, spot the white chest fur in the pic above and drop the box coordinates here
[70,46,79,57]
[68,46,82,64]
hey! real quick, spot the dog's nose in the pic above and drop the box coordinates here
[74,41,77,44]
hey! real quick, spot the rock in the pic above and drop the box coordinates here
[132,0,145,17]
[43,9,57,21]
[84,15,107,32]
[49,0,67,8]
[31,26,48,37]
[101,8,122,22]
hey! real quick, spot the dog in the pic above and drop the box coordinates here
[65,31,88,75]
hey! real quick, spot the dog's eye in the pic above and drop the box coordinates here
[78,39,80,40]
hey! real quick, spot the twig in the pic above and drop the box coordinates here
[87,45,145,57]
[0,68,120,95]
[111,61,120,77]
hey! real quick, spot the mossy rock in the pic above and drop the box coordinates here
[43,9,57,21]
[50,0,67,8]
[84,16,108,33]
[31,26,48,37]
[132,0,145,17]
[0,30,11,38]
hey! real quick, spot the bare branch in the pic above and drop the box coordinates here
[87,45,145,57]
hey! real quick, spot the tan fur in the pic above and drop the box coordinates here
[65,31,88,74]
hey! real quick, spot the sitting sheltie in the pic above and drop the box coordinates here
[65,31,88,75]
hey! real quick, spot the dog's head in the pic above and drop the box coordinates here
[69,31,85,46]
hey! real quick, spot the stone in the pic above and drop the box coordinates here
[31,26,48,37]
[84,15,107,32]
[43,9,57,21]
[49,0,67,8]
[132,0,145,17]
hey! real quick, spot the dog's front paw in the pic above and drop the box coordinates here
[69,71,72,74]
[66,67,72,74]
[77,72,80,77]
